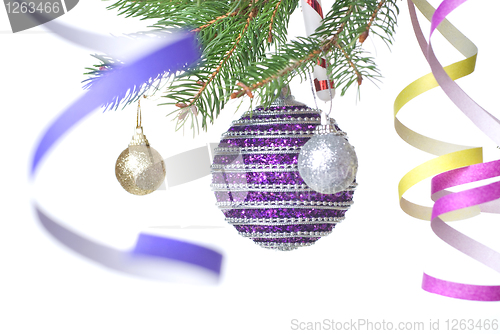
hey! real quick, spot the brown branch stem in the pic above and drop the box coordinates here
[359,0,386,43]
[191,11,238,32]
[232,50,321,99]
[267,0,282,43]
[335,43,362,85]
[188,5,255,106]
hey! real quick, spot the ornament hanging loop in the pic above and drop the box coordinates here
[325,67,334,117]
[320,110,329,126]
[308,69,334,127]
[130,98,149,146]
[320,56,334,126]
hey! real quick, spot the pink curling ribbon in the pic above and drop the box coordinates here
[427,161,500,300]
[301,0,334,101]
[408,0,500,301]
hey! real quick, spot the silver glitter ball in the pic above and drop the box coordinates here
[298,133,358,194]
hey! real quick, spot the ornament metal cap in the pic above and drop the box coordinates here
[314,124,338,135]
[129,126,149,146]
[129,99,149,146]
[314,117,338,135]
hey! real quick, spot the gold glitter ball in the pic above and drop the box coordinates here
[115,128,166,195]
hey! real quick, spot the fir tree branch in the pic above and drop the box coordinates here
[232,48,320,99]
[320,5,352,51]
[359,0,386,43]
[192,11,238,32]
[230,0,398,103]
[188,1,256,107]
[335,43,362,85]
[232,4,353,99]
[86,0,399,132]
[268,0,282,43]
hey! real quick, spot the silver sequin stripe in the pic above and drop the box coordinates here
[215,145,304,152]
[255,241,316,250]
[222,133,312,140]
[218,200,352,206]
[210,182,358,192]
[226,216,343,225]
[215,149,302,155]
[239,230,332,238]
[242,108,321,117]
[216,202,353,210]
[231,116,321,126]
[211,164,298,172]
[214,146,303,155]
[221,131,347,140]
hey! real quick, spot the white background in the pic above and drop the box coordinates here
[1,0,499,333]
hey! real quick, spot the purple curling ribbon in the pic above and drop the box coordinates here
[427,161,500,300]
[36,206,222,281]
[30,17,223,282]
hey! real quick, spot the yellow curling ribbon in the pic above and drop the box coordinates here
[394,0,482,221]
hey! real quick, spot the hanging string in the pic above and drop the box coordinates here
[309,70,335,126]
[325,56,334,118]
[136,98,142,128]
[308,71,320,113]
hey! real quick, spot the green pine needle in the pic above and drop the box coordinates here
[87,0,399,132]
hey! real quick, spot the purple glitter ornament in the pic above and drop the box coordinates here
[210,91,356,251]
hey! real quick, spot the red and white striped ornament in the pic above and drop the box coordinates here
[301,0,335,101]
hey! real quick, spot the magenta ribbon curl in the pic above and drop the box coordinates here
[409,0,500,301]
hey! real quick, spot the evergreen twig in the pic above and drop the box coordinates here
[268,0,282,43]
[85,0,399,132]
[192,11,239,32]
